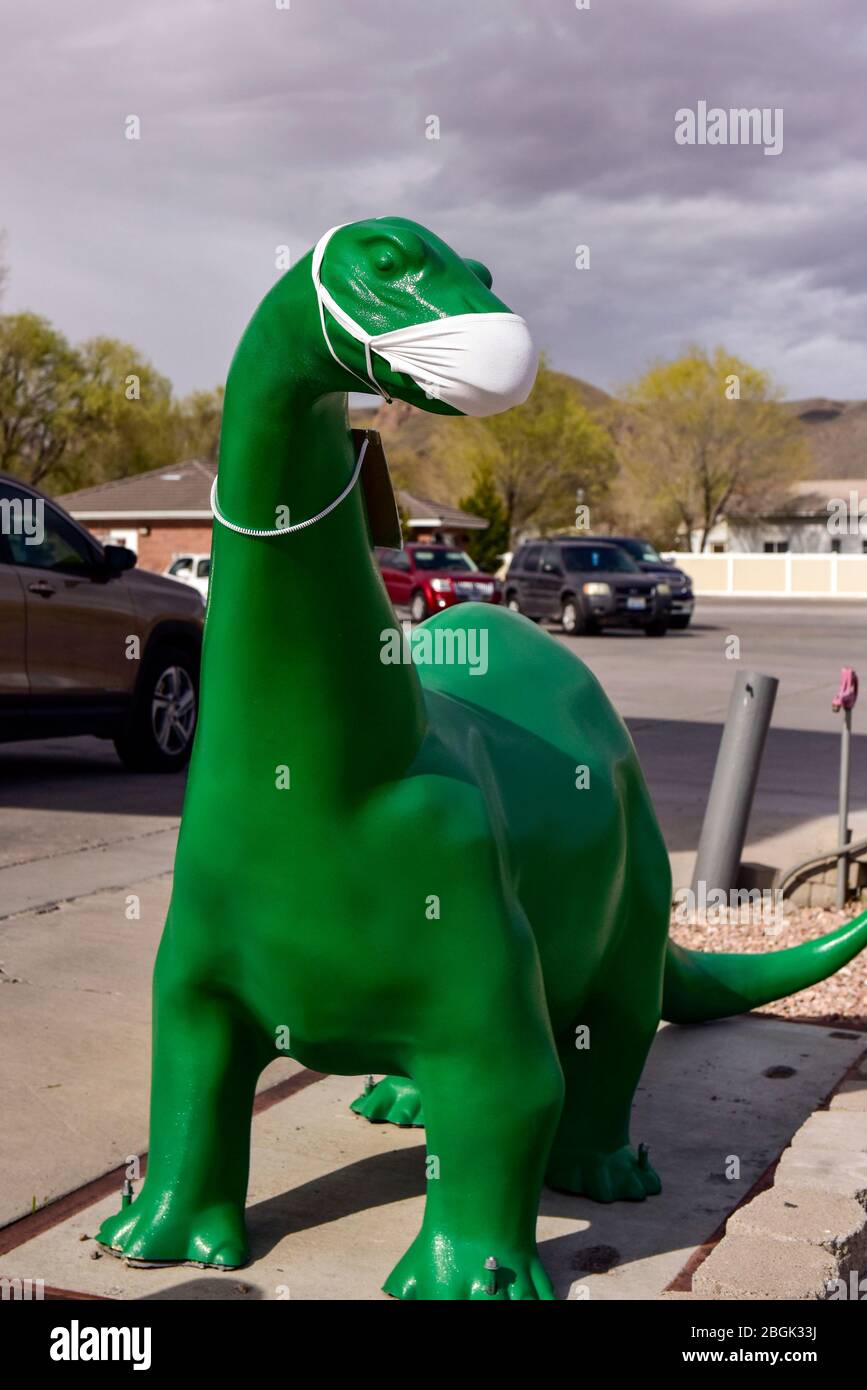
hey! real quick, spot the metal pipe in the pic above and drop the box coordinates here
[836,707,852,910]
[778,831,867,900]
[691,671,779,901]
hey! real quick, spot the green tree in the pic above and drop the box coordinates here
[460,356,616,542]
[171,386,224,464]
[614,346,809,551]
[0,313,90,487]
[77,336,176,486]
[459,461,510,570]
[0,314,179,491]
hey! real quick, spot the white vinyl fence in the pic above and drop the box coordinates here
[670,551,867,599]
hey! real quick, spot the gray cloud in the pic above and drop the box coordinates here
[1,0,864,398]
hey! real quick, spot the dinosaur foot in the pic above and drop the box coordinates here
[350,1074,424,1127]
[545,1142,662,1202]
[384,1230,555,1301]
[96,1192,249,1270]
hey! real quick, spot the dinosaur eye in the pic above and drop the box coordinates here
[374,248,397,273]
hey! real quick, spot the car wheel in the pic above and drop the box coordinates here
[670,614,692,630]
[561,598,586,636]
[645,620,669,637]
[114,643,199,772]
[410,590,430,622]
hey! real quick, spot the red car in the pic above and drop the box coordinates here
[375,544,502,621]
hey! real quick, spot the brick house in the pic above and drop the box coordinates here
[57,459,487,573]
[57,461,217,573]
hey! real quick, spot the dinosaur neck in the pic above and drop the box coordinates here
[196,262,426,807]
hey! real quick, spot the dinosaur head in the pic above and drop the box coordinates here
[309,217,538,416]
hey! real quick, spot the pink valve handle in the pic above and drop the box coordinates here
[832,667,858,712]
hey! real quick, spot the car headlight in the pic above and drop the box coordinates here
[655,582,670,595]
[430,578,452,592]
[583,582,611,596]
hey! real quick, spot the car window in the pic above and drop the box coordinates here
[522,545,542,573]
[620,538,663,563]
[411,548,477,573]
[5,494,97,574]
[169,558,192,576]
[541,544,563,572]
[378,548,405,569]
[562,545,639,574]
[196,559,211,578]
[0,481,46,564]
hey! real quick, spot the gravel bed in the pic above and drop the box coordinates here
[669,902,867,1032]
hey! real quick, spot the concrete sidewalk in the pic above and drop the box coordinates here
[0,874,298,1228]
[1,861,864,1298]
[1,1022,863,1300]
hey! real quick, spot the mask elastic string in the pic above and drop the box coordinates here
[312,226,391,402]
[317,292,380,396]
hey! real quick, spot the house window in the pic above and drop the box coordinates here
[763,541,789,553]
[830,538,842,554]
[710,543,726,554]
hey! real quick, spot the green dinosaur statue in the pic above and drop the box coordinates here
[97,217,867,1300]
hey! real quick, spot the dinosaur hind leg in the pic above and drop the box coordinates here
[545,897,667,1202]
[545,992,661,1202]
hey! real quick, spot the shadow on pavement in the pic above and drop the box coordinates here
[0,737,187,818]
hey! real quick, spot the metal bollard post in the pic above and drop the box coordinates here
[832,668,859,911]
[691,671,779,901]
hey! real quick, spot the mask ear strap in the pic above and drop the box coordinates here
[311,225,392,402]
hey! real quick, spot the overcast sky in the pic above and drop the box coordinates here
[2,0,865,401]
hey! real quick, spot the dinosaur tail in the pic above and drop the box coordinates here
[662,909,867,1025]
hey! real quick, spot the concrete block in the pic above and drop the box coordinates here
[726,1187,867,1263]
[774,1148,867,1201]
[693,1232,837,1300]
[830,1079,867,1112]
[788,1108,867,1151]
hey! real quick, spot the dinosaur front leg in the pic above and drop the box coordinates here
[97,947,269,1268]
[383,1019,564,1301]
[351,1074,424,1126]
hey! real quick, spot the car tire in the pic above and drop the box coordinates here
[114,642,200,773]
[645,620,669,637]
[560,598,586,636]
[410,590,430,622]
[670,614,692,630]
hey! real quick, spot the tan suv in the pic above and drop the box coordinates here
[0,475,204,772]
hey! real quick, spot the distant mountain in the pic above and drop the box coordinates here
[351,375,867,506]
[350,371,611,505]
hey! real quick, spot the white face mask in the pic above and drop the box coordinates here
[311,224,538,417]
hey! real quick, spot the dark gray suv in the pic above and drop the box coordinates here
[505,539,671,636]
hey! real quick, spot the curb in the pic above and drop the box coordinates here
[691,1055,867,1299]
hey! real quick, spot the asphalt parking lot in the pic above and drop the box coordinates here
[0,599,864,916]
[559,598,867,884]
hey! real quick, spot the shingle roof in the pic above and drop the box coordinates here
[58,459,216,518]
[399,489,488,530]
[784,478,867,517]
[58,460,488,530]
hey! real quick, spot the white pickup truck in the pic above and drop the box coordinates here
[165,553,211,600]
